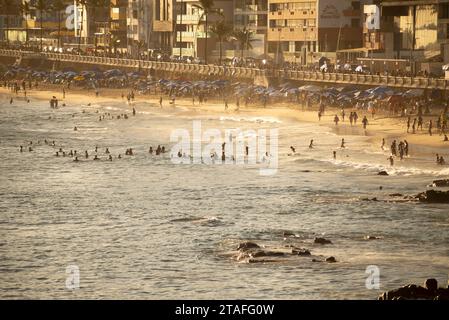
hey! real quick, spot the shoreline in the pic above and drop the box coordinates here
[1,85,448,160]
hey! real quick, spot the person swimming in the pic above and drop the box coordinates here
[73,157,79,162]
[290,146,296,153]
[28,146,33,152]
[85,151,89,159]
[74,126,78,131]
[20,146,23,152]
[118,154,122,159]
[105,148,110,154]
[149,147,153,154]
[109,155,113,161]
[93,155,99,160]
[333,151,337,159]
[56,152,59,157]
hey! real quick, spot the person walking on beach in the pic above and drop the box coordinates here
[334,115,340,126]
[349,112,354,126]
[159,96,163,108]
[362,116,368,129]
[341,109,345,122]
[407,116,411,133]
[318,111,322,121]
[333,151,337,159]
[418,116,423,131]
[133,107,136,116]
[353,112,359,125]
[412,118,417,134]
[341,138,346,149]
[428,120,433,136]
[404,140,409,157]
[381,138,385,150]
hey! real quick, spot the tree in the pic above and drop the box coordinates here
[52,0,66,49]
[192,0,222,65]
[209,20,232,65]
[20,0,31,46]
[232,28,258,58]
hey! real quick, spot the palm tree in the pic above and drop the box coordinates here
[232,28,258,59]
[192,0,222,65]
[52,0,66,49]
[20,0,31,46]
[35,0,46,51]
[209,20,232,65]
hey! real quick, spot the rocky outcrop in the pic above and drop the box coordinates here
[432,179,449,187]
[314,237,332,245]
[378,279,449,300]
[416,190,449,203]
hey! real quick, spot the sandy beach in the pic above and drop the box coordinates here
[1,84,448,160]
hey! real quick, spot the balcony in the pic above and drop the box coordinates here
[153,20,173,32]
[177,31,208,42]
[234,5,268,14]
[177,15,204,24]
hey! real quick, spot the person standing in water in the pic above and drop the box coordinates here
[381,138,385,150]
[133,107,136,116]
[341,138,345,148]
[362,116,368,129]
[309,140,314,149]
[159,97,163,108]
[388,155,394,166]
[333,151,337,159]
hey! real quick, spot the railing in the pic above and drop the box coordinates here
[1,48,449,89]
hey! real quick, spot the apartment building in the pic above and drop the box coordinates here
[127,0,153,56]
[267,0,367,64]
[234,0,268,57]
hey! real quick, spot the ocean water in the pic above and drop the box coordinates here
[0,95,448,299]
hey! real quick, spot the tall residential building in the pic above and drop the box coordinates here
[0,0,23,43]
[267,0,367,64]
[109,0,128,52]
[234,0,268,57]
[174,0,233,59]
[375,0,449,73]
[127,0,153,57]
[153,0,175,53]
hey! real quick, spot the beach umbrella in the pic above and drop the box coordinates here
[298,85,322,93]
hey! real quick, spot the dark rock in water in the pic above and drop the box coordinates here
[292,248,311,256]
[325,256,337,263]
[389,193,403,197]
[378,278,449,300]
[378,171,389,176]
[283,231,295,237]
[424,278,438,292]
[432,179,449,187]
[314,237,332,245]
[237,242,260,251]
[365,235,381,240]
[416,190,449,203]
